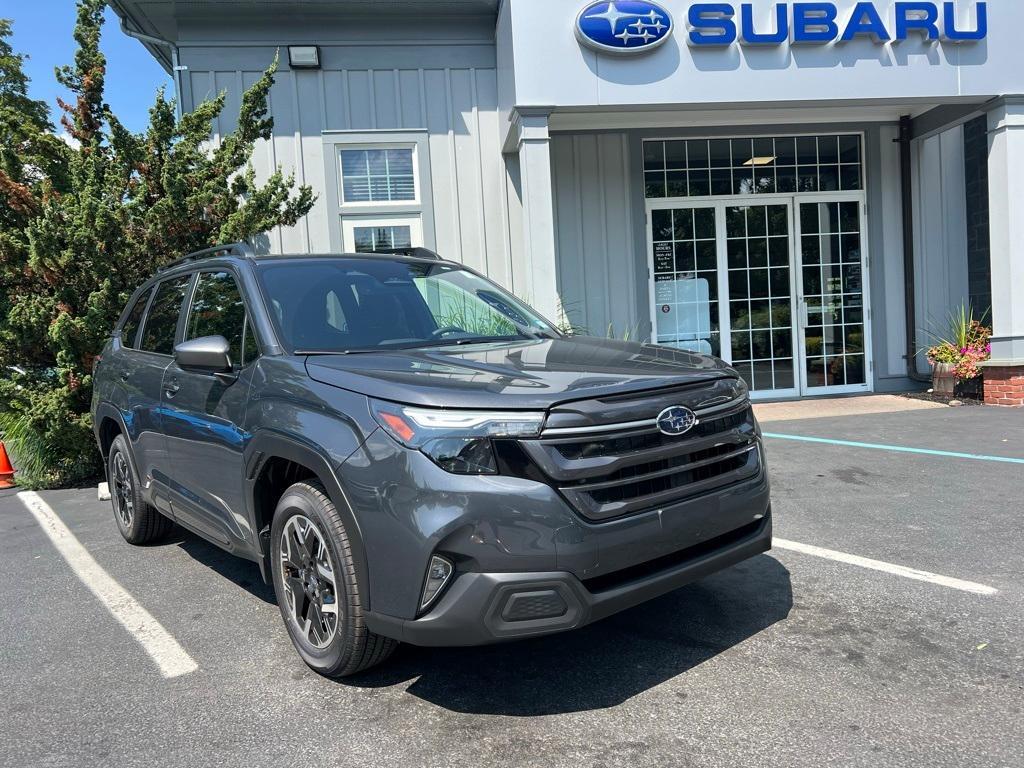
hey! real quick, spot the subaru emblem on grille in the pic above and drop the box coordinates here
[656,406,698,436]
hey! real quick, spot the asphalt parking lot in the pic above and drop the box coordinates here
[2,401,1022,768]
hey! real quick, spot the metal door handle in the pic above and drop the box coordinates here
[164,379,180,396]
[120,373,130,383]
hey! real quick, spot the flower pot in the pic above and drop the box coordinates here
[932,362,956,395]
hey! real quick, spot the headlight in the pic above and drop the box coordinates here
[370,400,545,475]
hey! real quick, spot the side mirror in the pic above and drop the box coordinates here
[174,335,233,373]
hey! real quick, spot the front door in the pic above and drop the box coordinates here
[795,199,871,394]
[161,269,257,550]
[647,197,869,398]
[723,202,798,395]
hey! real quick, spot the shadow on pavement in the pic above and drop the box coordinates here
[162,523,791,715]
[173,529,276,604]
[346,553,792,716]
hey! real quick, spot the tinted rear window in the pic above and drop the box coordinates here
[140,275,191,355]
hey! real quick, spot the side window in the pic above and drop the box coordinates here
[140,275,191,355]
[119,288,152,349]
[185,271,248,367]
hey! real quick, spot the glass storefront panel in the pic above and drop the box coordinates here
[725,203,795,393]
[798,201,867,389]
[644,134,863,200]
[646,133,869,397]
[651,205,720,356]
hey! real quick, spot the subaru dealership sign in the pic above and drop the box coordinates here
[576,1,987,53]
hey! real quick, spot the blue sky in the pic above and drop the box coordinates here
[6,4,171,134]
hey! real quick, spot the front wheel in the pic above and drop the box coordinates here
[270,481,397,677]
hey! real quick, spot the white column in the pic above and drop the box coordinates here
[513,108,560,321]
[987,97,1024,364]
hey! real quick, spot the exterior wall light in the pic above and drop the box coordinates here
[288,45,321,69]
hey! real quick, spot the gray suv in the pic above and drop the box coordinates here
[92,243,771,677]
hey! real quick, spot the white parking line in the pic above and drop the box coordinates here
[774,538,999,596]
[18,491,198,678]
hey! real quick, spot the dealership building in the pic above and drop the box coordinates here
[110,0,1024,404]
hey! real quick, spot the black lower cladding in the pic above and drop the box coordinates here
[514,404,760,522]
[582,518,766,594]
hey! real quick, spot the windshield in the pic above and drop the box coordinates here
[256,258,558,353]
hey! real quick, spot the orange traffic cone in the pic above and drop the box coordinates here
[0,441,16,489]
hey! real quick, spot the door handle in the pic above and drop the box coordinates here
[120,372,130,383]
[164,378,180,396]
[798,300,809,329]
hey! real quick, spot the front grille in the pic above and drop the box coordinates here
[518,397,760,522]
[553,409,749,461]
[584,445,752,504]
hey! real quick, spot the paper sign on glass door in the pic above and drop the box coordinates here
[655,276,712,354]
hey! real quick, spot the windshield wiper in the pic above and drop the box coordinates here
[422,335,535,348]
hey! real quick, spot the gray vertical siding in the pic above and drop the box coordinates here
[551,132,640,338]
[179,44,511,282]
[912,126,970,375]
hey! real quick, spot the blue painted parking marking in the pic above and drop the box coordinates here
[762,433,1024,465]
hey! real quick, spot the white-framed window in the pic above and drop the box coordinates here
[339,145,418,206]
[342,215,423,253]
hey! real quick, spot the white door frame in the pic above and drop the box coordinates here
[645,198,720,356]
[645,192,873,398]
[793,192,873,396]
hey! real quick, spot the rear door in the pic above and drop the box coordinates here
[129,273,194,514]
[161,269,259,550]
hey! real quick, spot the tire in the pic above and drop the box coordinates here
[270,481,397,678]
[108,434,173,545]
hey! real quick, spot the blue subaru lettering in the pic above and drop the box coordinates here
[575,0,674,54]
[668,1,988,48]
[688,3,738,45]
[943,0,986,40]
[840,1,892,41]
[741,3,790,45]
[792,2,840,42]
[895,1,941,40]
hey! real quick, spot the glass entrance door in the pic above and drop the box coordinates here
[723,202,797,395]
[647,196,871,398]
[796,199,871,394]
[649,203,722,357]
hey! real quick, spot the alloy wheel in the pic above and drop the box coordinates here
[112,451,134,529]
[279,515,340,648]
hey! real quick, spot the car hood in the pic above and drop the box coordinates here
[304,336,736,409]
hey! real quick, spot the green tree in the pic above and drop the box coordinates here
[0,2,315,487]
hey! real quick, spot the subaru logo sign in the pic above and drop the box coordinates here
[656,406,698,436]
[575,1,674,55]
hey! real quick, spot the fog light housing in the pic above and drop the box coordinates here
[420,555,454,612]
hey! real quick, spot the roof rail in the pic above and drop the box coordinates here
[368,246,444,261]
[158,241,256,272]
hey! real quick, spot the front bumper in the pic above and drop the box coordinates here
[365,511,772,646]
